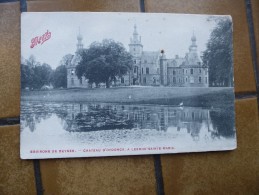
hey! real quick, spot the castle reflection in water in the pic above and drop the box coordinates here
[21,102,235,141]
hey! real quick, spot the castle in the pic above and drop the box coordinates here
[66,25,209,88]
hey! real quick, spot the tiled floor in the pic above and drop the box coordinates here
[0,0,259,194]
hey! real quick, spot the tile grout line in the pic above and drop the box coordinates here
[20,0,27,12]
[153,155,165,195]
[33,160,44,195]
[0,117,20,126]
[245,0,259,113]
[0,0,19,3]
[140,0,145,12]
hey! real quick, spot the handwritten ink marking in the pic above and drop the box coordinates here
[30,30,51,48]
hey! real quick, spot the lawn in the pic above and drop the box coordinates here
[21,86,234,108]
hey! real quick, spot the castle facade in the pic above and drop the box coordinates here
[66,25,209,88]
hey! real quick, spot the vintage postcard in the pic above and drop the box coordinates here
[20,12,236,159]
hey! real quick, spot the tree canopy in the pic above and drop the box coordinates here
[50,54,73,88]
[21,54,73,90]
[51,65,67,88]
[21,55,53,90]
[202,17,233,87]
[76,39,133,88]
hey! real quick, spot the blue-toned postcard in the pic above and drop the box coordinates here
[20,12,236,159]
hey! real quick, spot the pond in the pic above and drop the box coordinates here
[20,101,236,158]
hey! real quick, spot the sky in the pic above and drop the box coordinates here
[21,12,230,69]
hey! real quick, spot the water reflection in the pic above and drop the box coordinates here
[21,102,235,141]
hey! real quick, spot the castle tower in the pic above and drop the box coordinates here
[186,32,201,65]
[76,28,83,52]
[129,24,143,57]
[160,50,167,86]
[67,28,85,88]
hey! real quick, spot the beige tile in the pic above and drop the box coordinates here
[40,156,156,195]
[27,0,140,12]
[0,2,20,118]
[0,125,36,195]
[145,0,257,93]
[160,98,259,194]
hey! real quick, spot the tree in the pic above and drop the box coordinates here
[21,63,34,89]
[202,17,233,87]
[60,54,73,67]
[32,63,53,89]
[26,55,40,67]
[50,54,72,88]
[21,56,53,90]
[51,65,67,88]
[76,39,133,88]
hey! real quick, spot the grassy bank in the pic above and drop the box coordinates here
[21,86,234,108]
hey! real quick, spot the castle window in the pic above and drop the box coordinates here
[133,48,136,51]
[191,69,193,74]
[199,69,202,74]
[134,66,137,73]
[205,69,208,75]
[173,70,176,75]
[142,68,143,74]
[183,69,184,74]
[186,69,188,74]
[134,60,136,64]
[146,67,149,74]
[186,77,188,83]
[173,77,176,83]
[143,77,146,84]
[71,69,75,75]
[153,77,156,84]
[121,77,124,83]
[190,76,194,83]
[199,77,202,83]
[178,78,181,83]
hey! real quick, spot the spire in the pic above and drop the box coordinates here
[133,24,138,35]
[77,27,83,41]
[132,24,141,44]
[76,27,83,51]
[191,31,196,42]
[189,31,197,52]
[128,24,143,56]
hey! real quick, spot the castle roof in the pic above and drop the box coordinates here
[70,53,81,67]
[141,51,160,62]
[180,52,202,67]
[167,58,185,68]
[180,33,202,67]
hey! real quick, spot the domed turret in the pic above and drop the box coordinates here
[77,33,83,41]
[189,32,197,52]
[191,34,196,42]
